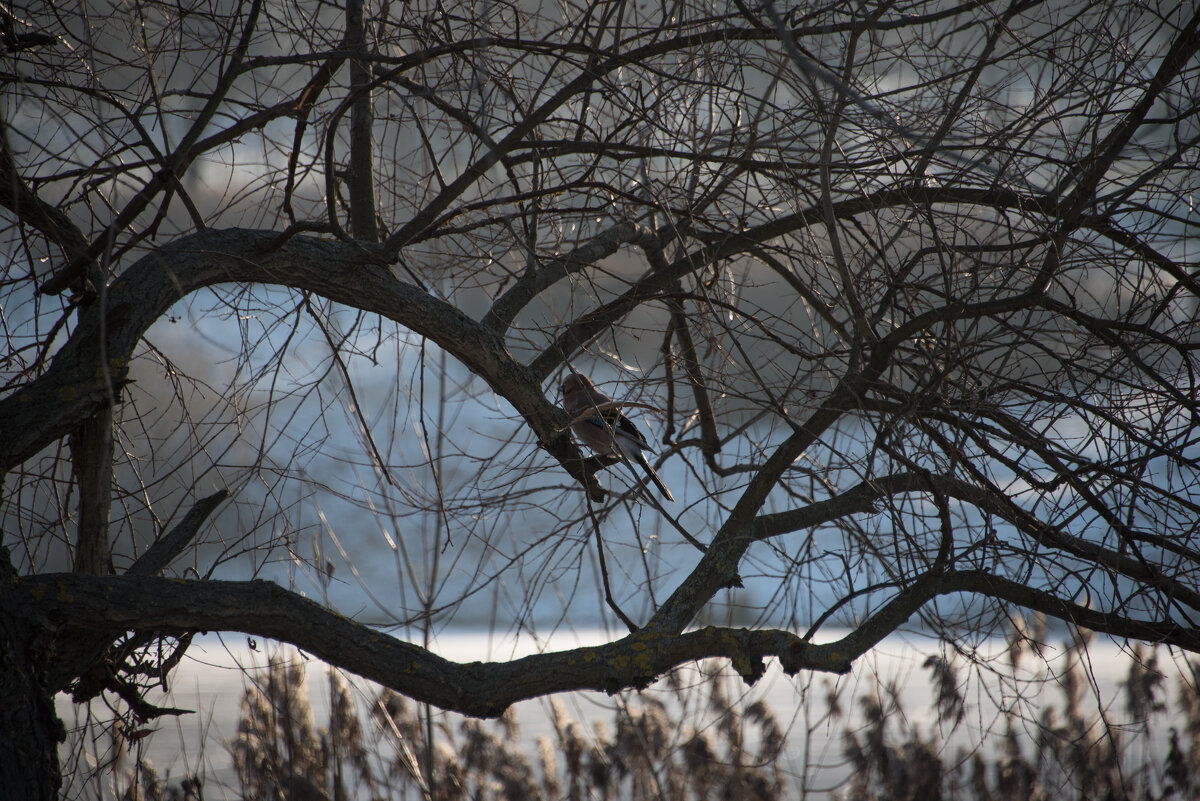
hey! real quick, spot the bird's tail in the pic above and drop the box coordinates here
[637,454,675,502]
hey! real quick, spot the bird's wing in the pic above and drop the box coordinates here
[600,409,652,451]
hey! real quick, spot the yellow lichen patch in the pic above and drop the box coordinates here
[94,358,127,379]
[59,385,79,401]
[29,583,45,601]
[563,650,597,666]
[716,629,740,648]
[57,581,74,603]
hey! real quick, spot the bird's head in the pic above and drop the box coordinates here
[560,372,595,398]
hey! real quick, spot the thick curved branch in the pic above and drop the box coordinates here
[16,573,845,715]
[0,228,603,498]
[954,572,1200,650]
[18,569,1199,719]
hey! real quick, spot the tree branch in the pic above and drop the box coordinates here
[0,228,604,499]
[128,491,230,577]
[482,220,666,333]
[16,573,842,714]
[38,0,266,296]
[68,409,114,576]
[754,471,1200,618]
[18,569,1200,719]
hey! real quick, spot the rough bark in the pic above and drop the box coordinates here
[69,408,114,576]
[12,568,1200,723]
[346,0,379,242]
[0,549,63,801]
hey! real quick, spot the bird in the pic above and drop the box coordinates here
[561,372,674,502]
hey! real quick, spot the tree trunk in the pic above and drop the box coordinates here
[346,0,378,242]
[70,406,115,575]
[0,548,63,801]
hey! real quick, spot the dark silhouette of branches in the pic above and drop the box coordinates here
[2,0,1198,796]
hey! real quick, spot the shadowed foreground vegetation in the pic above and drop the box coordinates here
[101,626,1200,801]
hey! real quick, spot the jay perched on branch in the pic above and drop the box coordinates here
[561,372,674,502]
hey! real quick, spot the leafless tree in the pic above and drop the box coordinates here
[2,0,1198,797]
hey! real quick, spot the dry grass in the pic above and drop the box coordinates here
[108,628,1200,801]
